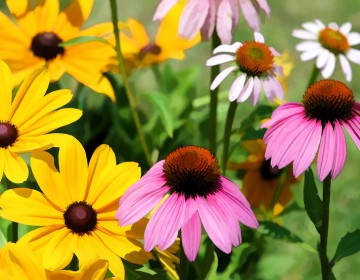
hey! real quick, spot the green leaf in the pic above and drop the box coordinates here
[303,168,323,233]
[241,128,266,140]
[59,36,111,47]
[205,251,218,280]
[144,92,174,138]
[239,104,274,133]
[330,229,360,267]
[259,221,317,254]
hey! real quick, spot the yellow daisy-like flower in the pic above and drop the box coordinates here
[0,0,116,101]
[155,241,180,280]
[117,1,200,71]
[0,242,109,279]
[0,137,152,278]
[0,60,81,183]
[228,139,299,214]
[274,51,294,104]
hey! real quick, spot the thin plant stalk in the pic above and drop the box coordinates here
[222,101,238,175]
[320,176,331,280]
[109,0,153,167]
[306,64,320,88]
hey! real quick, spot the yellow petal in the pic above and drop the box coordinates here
[60,0,94,28]
[0,60,13,119]
[3,149,28,183]
[0,188,63,225]
[47,57,66,82]
[72,235,99,268]
[58,137,88,202]
[5,0,29,17]
[33,0,59,33]
[31,150,71,209]
[0,149,5,181]
[0,242,47,280]
[125,19,150,48]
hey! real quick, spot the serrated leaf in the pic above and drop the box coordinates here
[259,221,317,254]
[145,92,174,138]
[59,36,111,47]
[330,229,360,267]
[303,168,323,233]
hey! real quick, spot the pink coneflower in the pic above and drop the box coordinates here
[153,0,271,44]
[206,32,284,105]
[261,79,360,182]
[116,145,259,261]
[292,19,360,82]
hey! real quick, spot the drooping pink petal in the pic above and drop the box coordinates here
[342,120,360,150]
[144,194,185,251]
[153,0,179,20]
[200,0,216,41]
[250,76,262,105]
[181,199,201,261]
[317,122,335,182]
[216,0,233,44]
[331,121,347,179]
[239,0,260,32]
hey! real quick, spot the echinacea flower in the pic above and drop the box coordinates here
[292,19,360,82]
[0,137,152,277]
[206,32,284,105]
[0,0,116,100]
[117,1,200,72]
[261,79,360,182]
[0,61,81,183]
[228,139,298,213]
[153,0,271,44]
[117,145,259,261]
[0,243,109,279]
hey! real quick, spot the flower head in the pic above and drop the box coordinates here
[0,0,116,100]
[0,137,151,277]
[261,79,360,182]
[117,145,258,262]
[0,61,81,183]
[206,32,284,105]
[117,1,200,72]
[292,19,360,82]
[153,0,271,44]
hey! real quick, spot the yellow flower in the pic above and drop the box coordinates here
[154,241,180,280]
[0,242,109,279]
[0,0,116,101]
[117,1,200,71]
[0,137,152,278]
[0,61,81,183]
[228,139,299,214]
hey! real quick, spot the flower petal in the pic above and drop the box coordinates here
[206,54,235,66]
[0,61,13,120]
[317,122,335,181]
[228,73,246,101]
[210,66,237,90]
[153,0,178,20]
[3,149,28,183]
[339,54,352,82]
[331,121,347,179]
[321,53,336,78]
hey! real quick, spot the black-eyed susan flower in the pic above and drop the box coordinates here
[262,79,360,182]
[117,1,200,71]
[292,19,360,82]
[0,242,109,279]
[117,145,258,262]
[154,242,180,280]
[0,137,152,278]
[0,0,116,100]
[228,140,298,213]
[0,61,81,183]
[206,32,284,105]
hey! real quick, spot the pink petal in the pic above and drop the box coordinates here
[216,0,233,44]
[237,77,254,103]
[317,122,335,182]
[200,0,216,41]
[144,194,185,251]
[250,76,262,105]
[261,103,304,129]
[331,121,347,179]
[239,0,260,32]
[257,0,271,16]
[153,0,178,20]
[342,120,360,150]
[254,31,265,43]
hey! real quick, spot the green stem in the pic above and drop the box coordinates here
[306,64,320,88]
[152,64,166,92]
[222,101,238,175]
[179,237,190,280]
[109,0,153,167]
[209,33,221,156]
[200,239,215,280]
[320,176,331,280]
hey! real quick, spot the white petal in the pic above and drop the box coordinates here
[250,76,262,105]
[213,42,242,54]
[316,49,330,68]
[237,77,254,103]
[292,29,318,40]
[206,54,235,66]
[339,54,352,82]
[346,48,360,64]
[210,66,237,90]
[328,22,339,30]
[314,19,326,29]
[303,20,324,33]
[340,22,352,35]
[321,53,336,78]
[300,48,323,61]
[228,73,246,101]
[348,33,360,46]
[296,41,322,52]
[269,47,280,56]
[254,32,265,43]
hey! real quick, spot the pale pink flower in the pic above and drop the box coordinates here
[116,146,258,261]
[153,0,271,44]
[206,32,284,105]
[292,19,360,82]
[261,80,360,182]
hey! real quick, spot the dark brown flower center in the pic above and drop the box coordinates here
[302,79,355,122]
[260,159,282,180]
[163,146,221,199]
[319,27,350,55]
[0,121,18,148]
[139,43,161,60]
[235,41,274,77]
[64,201,97,235]
[31,32,65,61]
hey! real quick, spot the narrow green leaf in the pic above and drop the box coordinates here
[145,92,174,138]
[205,251,218,280]
[330,229,360,267]
[303,168,323,233]
[59,36,111,47]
